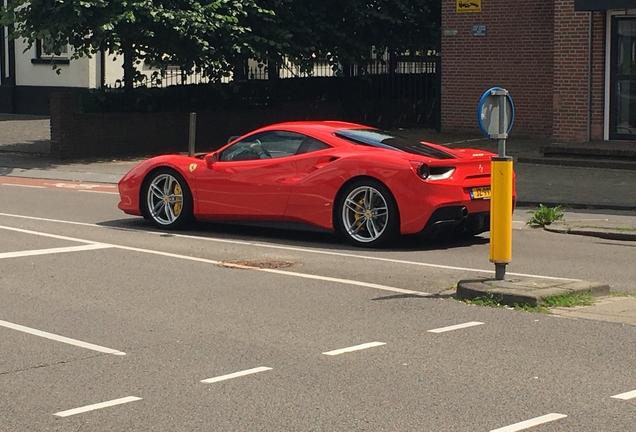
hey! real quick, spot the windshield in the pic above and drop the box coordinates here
[335,129,456,159]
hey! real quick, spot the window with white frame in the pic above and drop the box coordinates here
[32,35,70,64]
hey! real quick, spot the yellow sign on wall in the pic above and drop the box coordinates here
[456,0,481,13]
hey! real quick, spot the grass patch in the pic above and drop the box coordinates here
[460,291,595,313]
[542,292,594,308]
[465,292,505,308]
[462,293,549,313]
[610,292,636,298]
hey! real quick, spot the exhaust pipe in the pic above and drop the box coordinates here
[457,206,468,220]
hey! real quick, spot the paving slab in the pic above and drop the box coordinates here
[550,296,636,326]
[456,277,610,307]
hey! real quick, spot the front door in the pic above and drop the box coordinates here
[610,16,636,140]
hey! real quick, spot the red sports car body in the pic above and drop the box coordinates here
[118,121,515,247]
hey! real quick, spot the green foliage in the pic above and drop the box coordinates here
[465,292,505,308]
[526,204,564,227]
[1,0,269,88]
[542,292,594,308]
[0,0,440,88]
[242,0,440,72]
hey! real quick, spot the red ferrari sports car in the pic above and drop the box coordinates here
[118,121,514,247]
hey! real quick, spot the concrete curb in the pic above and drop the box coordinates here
[456,278,610,307]
[516,200,636,212]
[543,221,636,242]
[3,169,123,184]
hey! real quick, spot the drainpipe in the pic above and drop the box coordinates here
[587,11,593,142]
[100,50,106,88]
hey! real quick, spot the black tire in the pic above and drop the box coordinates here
[142,168,193,230]
[335,179,399,248]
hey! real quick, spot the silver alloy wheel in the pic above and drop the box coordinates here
[146,173,185,226]
[341,185,389,243]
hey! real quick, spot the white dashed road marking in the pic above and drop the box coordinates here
[427,321,484,333]
[490,413,568,432]
[0,320,126,356]
[201,367,272,384]
[322,341,386,356]
[54,396,142,417]
[611,389,636,400]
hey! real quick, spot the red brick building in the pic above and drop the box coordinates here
[441,0,636,141]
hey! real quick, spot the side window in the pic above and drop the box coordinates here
[296,136,331,154]
[219,131,330,161]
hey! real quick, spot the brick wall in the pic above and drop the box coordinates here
[442,0,606,141]
[552,2,605,140]
[441,0,555,136]
[589,11,606,140]
[50,93,342,159]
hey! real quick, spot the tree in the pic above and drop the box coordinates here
[0,0,439,88]
[242,0,440,75]
[0,0,274,89]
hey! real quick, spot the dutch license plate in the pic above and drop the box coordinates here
[469,186,491,199]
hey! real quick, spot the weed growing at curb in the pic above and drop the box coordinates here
[526,204,564,227]
[466,292,505,308]
[459,291,595,313]
[610,292,636,298]
[542,292,594,308]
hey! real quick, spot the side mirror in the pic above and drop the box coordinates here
[205,152,218,167]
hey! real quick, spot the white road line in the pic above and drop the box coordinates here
[0,213,580,282]
[54,396,141,417]
[611,389,636,400]
[201,366,272,383]
[0,224,100,244]
[0,244,112,260]
[490,413,567,432]
[0,223,429,296]
[259,268,431,296]
[116,244,430,296]
[427,321,484,333]
[322,341,386,356]
[77,190,119,195]
[1,183,46,189]
[0,320,126,356]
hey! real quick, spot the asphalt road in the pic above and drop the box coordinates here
[1,179,636,431]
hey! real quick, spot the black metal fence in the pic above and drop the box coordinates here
[94,56,440,130]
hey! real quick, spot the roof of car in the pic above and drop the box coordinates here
[266,120,371,131]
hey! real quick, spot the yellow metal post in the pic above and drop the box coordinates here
[478,87,514,280]
[489,158,513,278]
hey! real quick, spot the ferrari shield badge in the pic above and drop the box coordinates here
[189,163,198,172]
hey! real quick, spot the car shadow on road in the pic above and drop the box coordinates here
[99,218,489,252]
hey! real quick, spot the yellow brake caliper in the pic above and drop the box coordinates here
[354,198,366,231]
[172,183,183,216]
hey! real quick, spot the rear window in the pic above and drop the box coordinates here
[335,129,456,159]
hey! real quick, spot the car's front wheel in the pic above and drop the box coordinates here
[143,168,193,229]
[336,179,399,247]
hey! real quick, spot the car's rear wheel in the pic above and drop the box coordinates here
[143,168,193,229]
[336,179,399,247]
